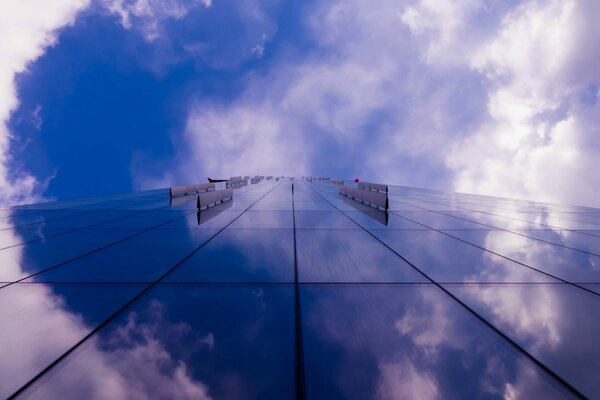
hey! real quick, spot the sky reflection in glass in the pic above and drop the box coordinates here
[0,179,597,399]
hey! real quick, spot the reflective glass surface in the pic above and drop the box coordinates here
[0,181,596,398]
[346,211,427,229]
[0,283,144,399]
[511,229,600,255]
[0,228,145,281]
[159,209,242,229]
[20,284,295,400]
[439,229,600,282]
[229,210,293,229]
[370,230,555,283]
[301,284,573,399]
[297,229,427,283]
[443,283,600,399]
[294,211,359,229]
[25,228,218,283]
[166,228,295,283]
[393,211,490,229]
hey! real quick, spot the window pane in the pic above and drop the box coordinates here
[0,283,143,399]
[301,284,573,399]
[166,229,294,282]
[297,230,427,283]
[19,284,295,400]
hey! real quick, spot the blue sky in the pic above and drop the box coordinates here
[1,0,599,206]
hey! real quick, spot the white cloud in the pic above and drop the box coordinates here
[149,0,600,208]
[0,0,90,206]
[376,359,440,400]
[103,0,211,41]
[448,0,600,207]
[145,0,483,188]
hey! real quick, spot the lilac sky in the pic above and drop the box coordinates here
[1,0,599,207]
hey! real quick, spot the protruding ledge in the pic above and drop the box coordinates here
[197,188,233,210]
[170,183,215,198]
[339,185,389,211]
[357,181,388,193]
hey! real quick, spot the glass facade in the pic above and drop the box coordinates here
[1,179,599,399]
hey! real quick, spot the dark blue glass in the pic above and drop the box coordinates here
[443,283,600,399]
[0,228,144,281]
[19,284,295,400]
[30,210,142,229]
[296,230,427,283]
[165,229,295,282]
[0,227,69,249]
[301,284,573,399]
[0,209,90,230]
[158,210,243,229]
[95,210,195,229]
[25,228,219,282]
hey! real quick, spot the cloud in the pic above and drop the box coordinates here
[144,0,600,208]
[446,0,600,207]
[103,0,211,41]
[147,0,485,188]
[4,0,599,208]
[0,0,90,206]
[376,358,440,400]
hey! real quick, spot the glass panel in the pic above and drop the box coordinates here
[393,212,489,229]
[250,200,293,211]
[0,229,144,281]
[387,201,425,211]
[512,230,600,255]
[209,198,256,211]
[293,201,337,211]
[441,211,549,230]
[229,211,293,229]
[296,230,427,283]
[444,283,600,399]
[34,210,142,229]
[301,284,573,399]
[25,229,218,283]
[345,211,426,230]
[440,230,600,282]
[0,283,143,399]
[371,230,557,283]
[158,210,242,230]
[95,210,194,229]
[577,283,600,295]
[0,210,90,229]
[294,211,359,230]
[165,229,294,282]
[0,228,69,249]
[19,284,295,400]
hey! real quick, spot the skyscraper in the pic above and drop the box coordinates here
[1,178,599,399]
